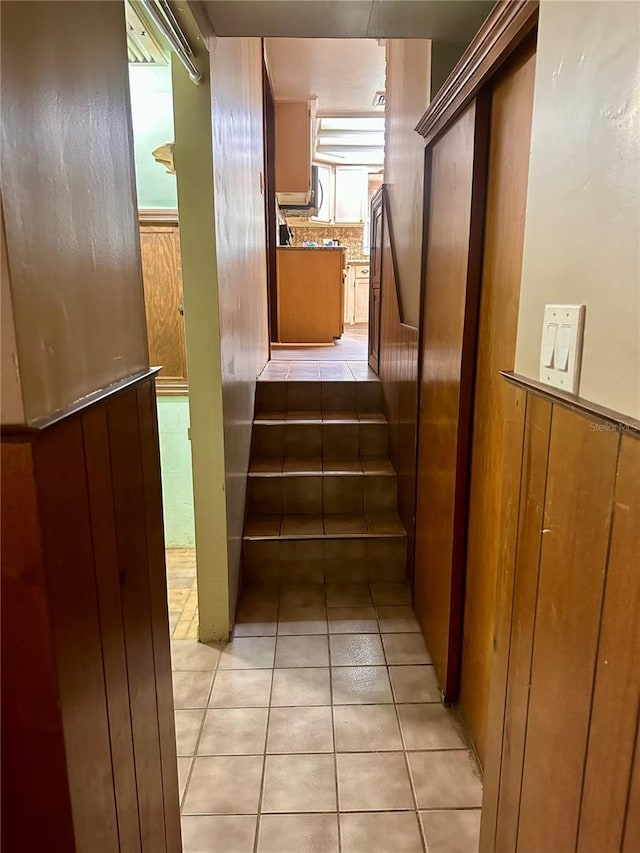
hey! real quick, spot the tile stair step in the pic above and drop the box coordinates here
[255,379,382,416]
[243,513,406,540]
[251,420,389,459]
[247,471,398,516]
[249,457,396,476]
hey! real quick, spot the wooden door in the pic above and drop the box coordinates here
[413,96,489,701]
[460,41,537,767]
[368,188,383,372]
[139,223,187,390]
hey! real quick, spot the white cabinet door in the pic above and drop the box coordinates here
[344,265,356,324]
[335,167,368,223]
[354,267,370,323]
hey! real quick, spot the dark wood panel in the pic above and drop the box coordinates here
[34,418,120,850]
[578,433,640,852]
[461,39,537,766]
[82,405,142,852]
[107,390,168,853]
[137,381,182,852]
[477,383,527,852]
[1,441,76,853]
[414,95,489,698]
[377,189,419,580]
[494,394,551,851]
[517,406,619,852]
[140,224,187,382]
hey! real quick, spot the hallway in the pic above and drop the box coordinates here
[171,349,482,853]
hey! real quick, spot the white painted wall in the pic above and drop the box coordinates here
[515,0,640,418]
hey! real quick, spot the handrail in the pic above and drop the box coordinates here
[380,183,417,330]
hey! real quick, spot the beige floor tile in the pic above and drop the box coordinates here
[376,605,420,633]
[408,751,482,809]
[175,710,204,756]
[389,665,441,703]
[370,583,412,606]
[326,583,372,607]
[382,633,432,665]
[166,548,196,569]
[278,606,328,636]
[209,669,273,708]
[198,708,269,755]
[173,671,214,709]
[327,606,378,634]
[271,668,331,706]
[336,752,414,811]
[182,815,257,853]
[172,639,220,671]
[183,755,264,814]
[257,813,339,853]
[340,812,424,853]
[177,756,192,800]
[262,754,337,813]
[420,809,481,853]
[167,575,195,590]
[267,706,334,753]
[168,588,190,610]
[333,705,402,751]
[329,633,385,666]
[234,603,278,637]
[275,635,329,668]
[280,585,327,609]
[331,666,393,705]
[398,704,467,750]
[218,637,276,670]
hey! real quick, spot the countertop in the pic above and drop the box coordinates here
[277,245,345,251]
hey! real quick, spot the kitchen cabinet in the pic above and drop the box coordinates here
[275,101,311,199]
[335,167,368,223]
[277,247,345,343]
[344,262,370,325]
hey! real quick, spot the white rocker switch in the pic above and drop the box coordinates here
[539,304,586,394]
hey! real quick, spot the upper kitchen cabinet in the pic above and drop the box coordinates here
[334,166,369,223]
[275,100,312,200]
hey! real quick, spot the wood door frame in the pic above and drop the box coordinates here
[262,49,277,346]
[413,0,539,702]
[368,186,384,372]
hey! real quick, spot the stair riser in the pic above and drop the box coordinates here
[247,474,397,515]
[243,537,407,586]
[256,380,382,416]
[251,422,389,458]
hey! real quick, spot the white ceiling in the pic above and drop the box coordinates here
[265,38,385,114]
[202,1,494,39]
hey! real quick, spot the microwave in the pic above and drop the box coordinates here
[277,164,319,218]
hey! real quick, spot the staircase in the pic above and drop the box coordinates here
[241,375,407,587]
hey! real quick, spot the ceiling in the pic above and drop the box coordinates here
[265,38,385,114]
[202,0,494,39]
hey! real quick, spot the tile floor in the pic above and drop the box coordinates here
[167,549,198,640]
[171,579,483,853]
[270,323,369,365]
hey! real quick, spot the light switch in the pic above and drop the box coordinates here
[539,304,586,394]
[542,323,558,367]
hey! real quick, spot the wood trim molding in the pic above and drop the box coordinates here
[138,209,179,225]
[502,372,640,435]
[156,378,189,397]
[1,368,161,436]
[380,184,418,332]
[416,0,539,144]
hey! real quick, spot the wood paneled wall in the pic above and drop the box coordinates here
[377,195,419,581]
[1,373,181,852]
[481,376,640,852]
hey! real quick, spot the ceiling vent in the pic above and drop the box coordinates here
[126,0,168,65]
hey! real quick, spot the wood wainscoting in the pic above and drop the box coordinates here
[1,371,181,853]
[377,187,420,583]
[480,375,640,853]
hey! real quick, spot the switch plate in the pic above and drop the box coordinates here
[539,304,586,394]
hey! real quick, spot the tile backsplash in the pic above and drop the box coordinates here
[286,221,366,261]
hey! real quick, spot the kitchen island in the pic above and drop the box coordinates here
[276,246,346,343]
